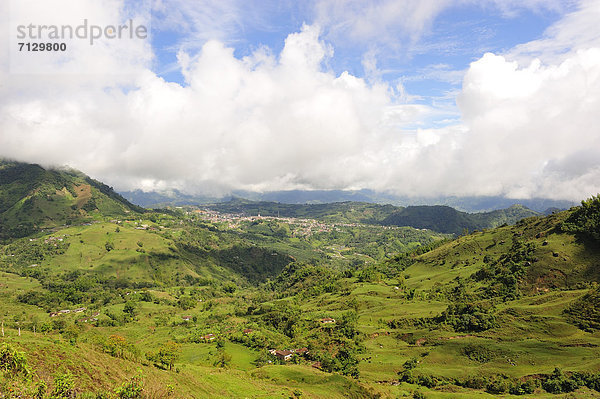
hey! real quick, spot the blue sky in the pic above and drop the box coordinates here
[151,2,568,107]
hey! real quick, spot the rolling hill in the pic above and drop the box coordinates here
[381,204,540,235]
[2,162,600,398]
[0,160,144,240]
[204,198,539,235]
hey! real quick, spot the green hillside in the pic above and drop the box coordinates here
[381,204,540,235]
[2,166,600,398]
[206,199,539,235]
[206,198,399,224]
[0,161,144,240]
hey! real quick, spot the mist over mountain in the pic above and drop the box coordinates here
[0,160,143,239]
[121,188,573,213]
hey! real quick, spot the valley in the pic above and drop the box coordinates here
[1,162,600,398]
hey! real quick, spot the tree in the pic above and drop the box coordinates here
[337,311,360,340]
[212,348,232,368]
[123,302,138,321]
[104,335,128,359]
[178,296,196,310]
[147,342,179,370]
[562,195,600,241]
[105,241,115,252]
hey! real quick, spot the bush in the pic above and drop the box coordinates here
[146,342,180,370]
[509,380,536,395]
[439,303,497,332]
[115,374,143,398]
[564,287,600,331]
[50,372,75,398]
[485,376,510,394]
[458,375,488,390]
[542,368,581,394]
[103,334,139,360]
[417,374,438,388]
[398,369,415,384]
[561,195,600,241]
[461,344,502,363]
[402,357,418,370]
[0,343,31,378]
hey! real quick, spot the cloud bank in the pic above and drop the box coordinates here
[0,0,599,201]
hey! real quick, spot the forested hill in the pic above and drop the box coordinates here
[0,160,143,239]
[0,160,539,239]
[381,204,540,235]
[206,199,539,234]
[205,198,398,224]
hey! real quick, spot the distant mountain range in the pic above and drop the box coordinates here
[203,198,540,235]
[120,188,574,213]
[0,160,565,238]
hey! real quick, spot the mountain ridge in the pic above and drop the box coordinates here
[0,160,144,239]
[121,188,574,213]
[202,198,540,235]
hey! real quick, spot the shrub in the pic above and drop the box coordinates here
[115,374,143,398]
[398,369,415,384]
[485,376,510,394]
[146,342,180,370]
[564,287,600,331]
[50,372,75,398]
[417,374,438,388]
[561,195,600,241]
[458,375,488,390]
[402,357,418,370]
[0,343,31,378]
[509,380,536,395]
[103,334,133,359]
[439,303,497,332]
[542,368,581,394]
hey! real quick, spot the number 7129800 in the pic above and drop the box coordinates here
[18,42,67,51]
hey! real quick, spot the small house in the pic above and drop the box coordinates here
[204,333,216,342]
[274,350,293,361]
[320,317,336,324]
[294,347,309,355]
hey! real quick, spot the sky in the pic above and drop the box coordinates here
[0,0,599,201]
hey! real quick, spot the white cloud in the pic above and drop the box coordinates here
[0,23,423,195]
[508,0,600,63]
[312,0,569,49]
[451,47,600,200]
[0,0,599,201]
[152,0,242,48]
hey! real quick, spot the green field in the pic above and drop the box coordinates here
[2,162,600,398]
